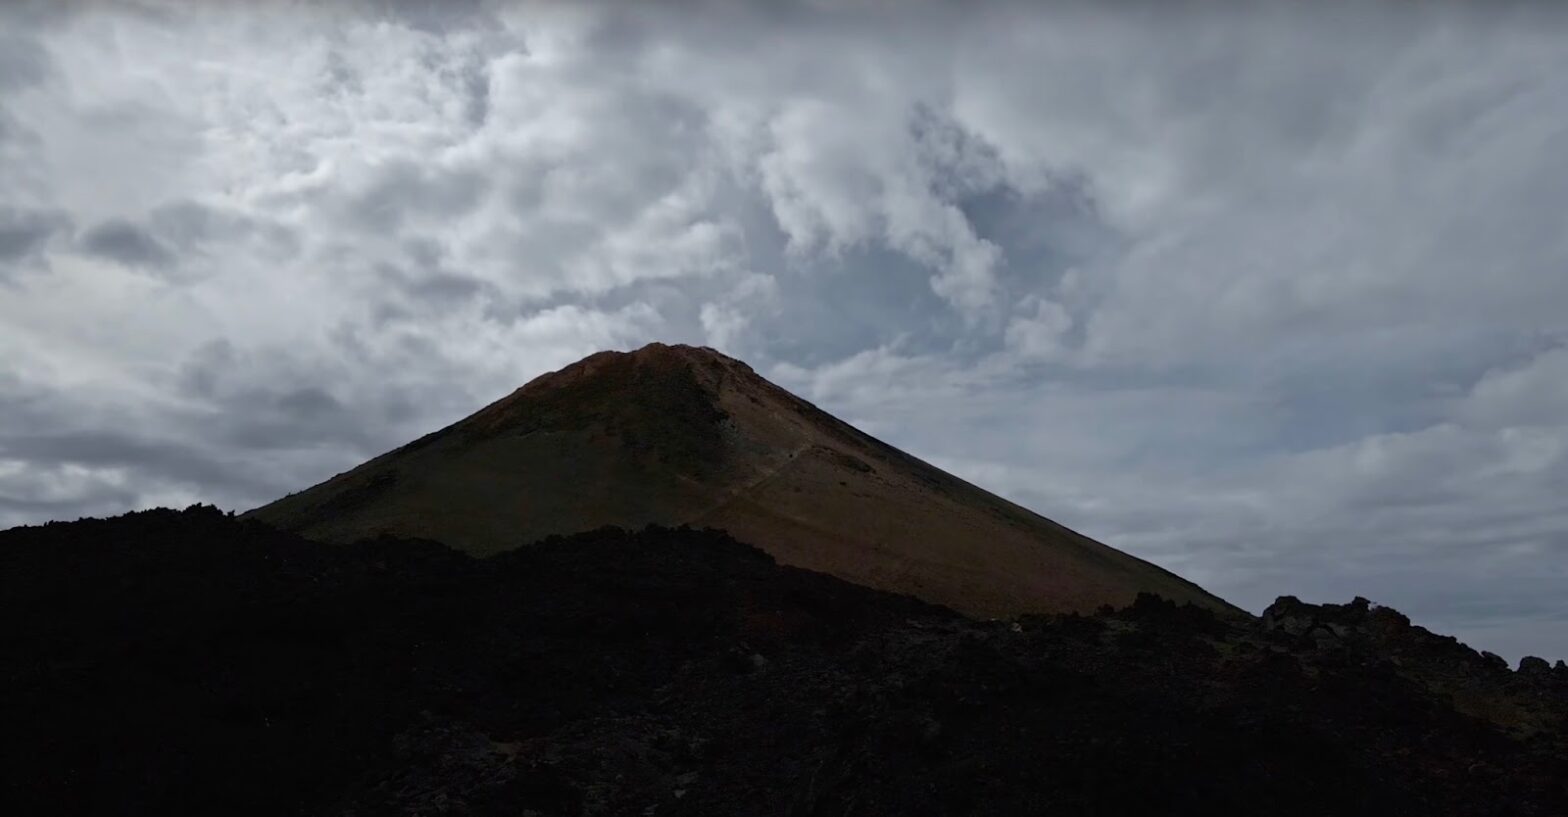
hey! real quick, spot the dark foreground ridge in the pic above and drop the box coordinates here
[3,507,1565,816]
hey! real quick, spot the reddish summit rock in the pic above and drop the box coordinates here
[247,342,1233,617]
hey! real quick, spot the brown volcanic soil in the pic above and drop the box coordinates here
[248,343,1228,617]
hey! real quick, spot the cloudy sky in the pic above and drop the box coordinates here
[3,0,1567,660]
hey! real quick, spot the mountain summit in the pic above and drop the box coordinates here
[248,343,1229,616]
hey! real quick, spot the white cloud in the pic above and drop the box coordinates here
[700,272,780,353]
[1004,295,1073,361]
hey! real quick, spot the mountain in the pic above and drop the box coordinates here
[248,342,1228,617]
[3,508,1564,816]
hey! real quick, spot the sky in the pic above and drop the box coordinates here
[3,0,1567,662]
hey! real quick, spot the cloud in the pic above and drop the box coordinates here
[0,31,54,92]
[0,205,71,275]
[1458,345,1568,430]
[77,218,178,271]
[756,98,1006,317]
[1004,295,1074,361]
[699,272,780,355]
[1,0,1567,662]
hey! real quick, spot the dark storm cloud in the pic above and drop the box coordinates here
[0,33,54,91]
[364,240,503,329]
[344,161,490,233]
[0,206,72,273]
[0,430,273,495]
[146,201,241,248]
[145,200,302,265]
[0,489,135,521]
[0,325,498,530]
[0,371,289,525]
[78,218,178,271]
[274,387,342,419]
[0,454,147,527]
[371,0,494,33]
[173,341,379,453]
[460,56,491,128]
[167,331,516,469]
[405,270,490,303]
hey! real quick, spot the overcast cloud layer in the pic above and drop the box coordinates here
[3,0,1567,661]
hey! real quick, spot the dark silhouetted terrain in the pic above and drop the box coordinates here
[4,507,1564,816]
[248,343,1228,618]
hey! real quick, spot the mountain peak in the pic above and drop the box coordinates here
[248,346,1233,618]
[457,342,751,448]
[556,342,740,377]
[489,343,746,407]
[622,341,742,365]
[576,342,751,374]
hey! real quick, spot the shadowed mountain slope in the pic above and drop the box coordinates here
[248,343,1227,617]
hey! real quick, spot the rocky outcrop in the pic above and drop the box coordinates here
[1261,594,1568,739]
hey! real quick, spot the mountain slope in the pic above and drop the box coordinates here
[248,343,1229,617]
